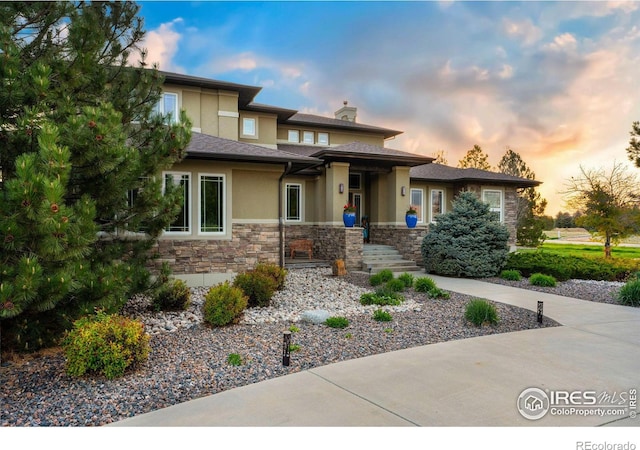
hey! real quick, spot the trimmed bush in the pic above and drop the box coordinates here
[385,278,406,292]
[529,273,557,287]
[465,299,499,326]
[203,282,248,326]
[421,191,510,277]
[373,309,393,322]
[233,271,278,308]
[500,269,522,281]
[254,263,287,291]
[414,276,437,293]
[325,316,349,328]
[61,311,150,380]
[398,272,415,289]
[618,279,640,307]
[152,279,191,311]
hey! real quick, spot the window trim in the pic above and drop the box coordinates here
[163,171,191,235]
[482,188,504,222]
[285,183,303,222]
[242,117,257,138]
[429,188,445,224]
[198,173,226,235]
[288,130,299,143]
[410,188,425,223]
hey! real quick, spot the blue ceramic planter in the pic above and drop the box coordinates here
[343,212,356,227]
[405,214,418,228]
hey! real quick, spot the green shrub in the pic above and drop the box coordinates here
[465,299,499,326]
[421,191,510,277]
[227,353,243,366]
[288,325,300,333]
[369,269,394,286]
[203,282,248,326]
[500,269,522,281]
[414,276,437,293]
[618,279,640,307]
[428,287,450,299]
[254,263,287,290]
[529,273,557,287]
[152,279,191,311]
[233,270,277,308]
[373,309,393,322]
[61,311,150,380]
[385,278,406,292]
[325,316,349,328]
[398,272,415,289]
[359,290,404,306]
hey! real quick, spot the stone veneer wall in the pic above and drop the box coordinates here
[371,225,429,266]
[286,225,363,271]
[152,223,280,275]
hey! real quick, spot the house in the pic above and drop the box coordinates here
[153,71,540,285]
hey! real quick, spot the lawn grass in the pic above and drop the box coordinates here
[521,242,640,259]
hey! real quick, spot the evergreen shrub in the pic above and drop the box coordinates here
[421,192,509,277]
[529,273,557,287]
[203,282,248,326]
[465,299,499,326]
[61,311,150,380]
[254,263,287,290]
[233,271,277,308]
[152,279,191,311]
[618,279,640,307]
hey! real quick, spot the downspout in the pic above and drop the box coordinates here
[278,161,293,268]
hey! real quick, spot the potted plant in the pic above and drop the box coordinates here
[405,205,418,228]
[343,203,357,227]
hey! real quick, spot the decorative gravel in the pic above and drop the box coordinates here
[3,267,624,427]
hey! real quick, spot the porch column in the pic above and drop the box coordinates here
[325,162,350,225]
[388,166,411,225]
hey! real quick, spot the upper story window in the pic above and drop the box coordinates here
[430,189,444,223]
[317,132,329,145]
[349,173,361,190]
[163,172,190,234]
[482,189,503,222]
[154,92,178,124]
[410,188,424,223]
[288,130,299,143]
[303,131,314,144]
[242,117,256,137]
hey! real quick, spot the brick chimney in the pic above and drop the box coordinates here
[334,100,357,122]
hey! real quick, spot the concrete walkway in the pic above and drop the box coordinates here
[109,275,640,427]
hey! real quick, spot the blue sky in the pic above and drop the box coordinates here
[136,1,640,215]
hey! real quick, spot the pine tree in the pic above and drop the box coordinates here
[0,2,191,350]
[421,191,510,277]
[457,144,492,170]
[497,148,547,247]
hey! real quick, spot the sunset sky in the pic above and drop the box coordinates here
[136,0,640,216]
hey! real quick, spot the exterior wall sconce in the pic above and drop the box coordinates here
[401,186,406,196]
[339,183,344,194]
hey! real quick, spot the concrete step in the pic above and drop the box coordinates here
[362,244,419,273]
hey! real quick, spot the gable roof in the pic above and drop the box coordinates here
[283,113,403,139]
[410,163,541,187]
[186,133,322,172]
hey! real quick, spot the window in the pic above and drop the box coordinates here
[243,117,256,137]
[288,130,299,143]
[200,174,225,233]
[303,131,314,144]
[154,92,178,124]
[349,173,361,190]
[430,189,444,223]
[286,183,302,221]
[317,132,329,145]
[483,189,503,222]
[164,172,190,233]
[410,188,424,223]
